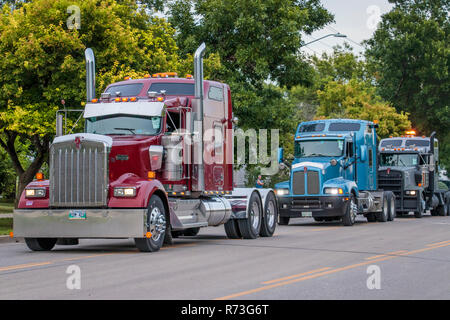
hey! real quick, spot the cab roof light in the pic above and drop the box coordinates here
[122,97,129,102]
[185,74,193,79]
[144,74,151,78]
[36,172,44,181]
[124,76,131,80]
[91,98,98,103]
[405,130,416,136]
[157,96,164,102]
[115,97,121,102]
[130,97,137,102]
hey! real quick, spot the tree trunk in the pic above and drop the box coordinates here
[0,131,49,208]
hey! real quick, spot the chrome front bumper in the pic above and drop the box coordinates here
[13,208,146,238]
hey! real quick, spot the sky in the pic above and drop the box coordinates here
[303,0,395,56]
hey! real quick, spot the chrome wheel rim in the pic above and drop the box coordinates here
[266,200,275,228]
[251,201,260,230]
[350,198,357,222]
[149,207,166,242]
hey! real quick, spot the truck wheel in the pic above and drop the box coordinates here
[414,193,424,218]
[260,192,277,237]
[224,219,241,239]
[238,192,262,239]
[134,195,167,252]
[386,191,396,221]
[437,204,448,216]
[183,228,200,236]
[278,216,290,225]
[25,238,57,251]
[376,194,388,222]
[366,213,377,222]
[342,194,357,226]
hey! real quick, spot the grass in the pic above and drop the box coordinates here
[0,218,12,236]
[0,202,14,214]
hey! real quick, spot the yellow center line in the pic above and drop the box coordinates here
[0,262,52,272]
[365,250,408,260]
[262,267,331,285]
[309,227,342,232]
[426,240,450,247]
[215,242,450,300]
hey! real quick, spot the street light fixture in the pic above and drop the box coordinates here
[300,33,347,48]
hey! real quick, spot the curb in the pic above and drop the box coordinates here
[0,236,22,244]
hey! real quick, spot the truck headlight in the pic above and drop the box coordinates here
[275,189,289,196]
[114,187,137,197]
[25,188,46,198]
[324,187,344,195]
[405,190,417,196]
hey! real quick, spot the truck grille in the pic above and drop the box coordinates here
[307,171,320,194]
[292,172,305,195]
[378,170,402,197]
[292,170,320,195]
[49,139,109,207]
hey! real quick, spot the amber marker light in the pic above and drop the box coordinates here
[148,171,156,179]
[91,98,98,103]
[122,97,129,102]
[157,96,164,102]
[9,232,13,238]
[36,172,44,181]
[130,97,137,102]
[115,97,121,102]
[145,232,152,238]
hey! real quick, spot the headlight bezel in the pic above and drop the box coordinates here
[114,187,137,198]
[25,188,46,198]
[324,187,344,195]
[275,188,289,196]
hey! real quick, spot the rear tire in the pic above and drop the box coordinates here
[238,192,262,239]
[386,191,396,221]
[376,194,389,222]
[224,219,241,239]
[25,238,57,251]
[278,216,290,225]
[134,195,167,252]
[437,203,448,216]
[260,192,277,237]
[342,194,357,226]
[313,217,324,222]
[414,193,425,218]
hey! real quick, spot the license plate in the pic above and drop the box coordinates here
[302,211,312,217]
[68,210,86,220]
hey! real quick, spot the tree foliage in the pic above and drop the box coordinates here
[365,0,449,166]
[0,0,186,202]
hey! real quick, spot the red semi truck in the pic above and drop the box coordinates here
[13,44,278,252]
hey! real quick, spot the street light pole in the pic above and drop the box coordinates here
[301,33,347,48]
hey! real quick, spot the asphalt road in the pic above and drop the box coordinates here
[1,213,449,300]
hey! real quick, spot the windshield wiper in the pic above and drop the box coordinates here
[114,128,136,134]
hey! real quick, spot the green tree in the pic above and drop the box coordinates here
[365,0,449,167]
[0,0,183,204]
[316,79,411,138]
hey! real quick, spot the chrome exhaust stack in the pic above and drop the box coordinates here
[85,48,96,102]
[192,43,206,191]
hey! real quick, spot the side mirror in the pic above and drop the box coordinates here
[429,154,435,172]
[360,146,367,163]
[278,147,284,164]
[149,145,164,171]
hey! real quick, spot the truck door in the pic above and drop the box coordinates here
[345,141,355,181]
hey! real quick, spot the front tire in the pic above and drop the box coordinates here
[342,194,357,226]
[25,238,57,251]
[134,195,167,252]
[386,191,396,221]
[414,193,425,218]
[260,192,277,237]
[238,192,262,239]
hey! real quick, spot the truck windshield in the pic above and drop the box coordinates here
[380,153,419,167]
[295,140,344,158]
[86,115,162,135]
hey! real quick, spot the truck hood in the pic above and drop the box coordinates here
[291,157,341,181]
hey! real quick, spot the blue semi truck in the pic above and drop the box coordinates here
[275,119,396,226]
